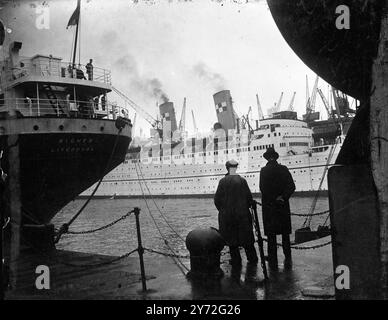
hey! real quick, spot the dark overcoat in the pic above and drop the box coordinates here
[259,160,296,236]
[214,174,255,247]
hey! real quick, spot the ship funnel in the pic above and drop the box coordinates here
[213,90,236,131]
[159,101,178,139]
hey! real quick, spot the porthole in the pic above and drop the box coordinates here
[59,125,64,131]
[33,125,39,131]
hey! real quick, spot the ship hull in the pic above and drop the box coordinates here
[83,143,340,198]
[1,118,131,224]
[267,0,383,100]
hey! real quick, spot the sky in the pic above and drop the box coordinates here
[0,0,334,137]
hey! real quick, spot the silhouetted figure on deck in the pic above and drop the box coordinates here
[214,160,258,267]
[86,59,93,81]
[260,147,295,271]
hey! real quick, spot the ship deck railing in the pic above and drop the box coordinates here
[3,57,111,85]
[0,97,130,120]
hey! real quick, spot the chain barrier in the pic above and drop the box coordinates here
[254,201,329,217]
[57,248,139,268]
[291,210,330,217]
[67,210,133,235]
[261,238,332,250]
[19,234,139,269]
[144,247,190,259]
[143,247,229,260]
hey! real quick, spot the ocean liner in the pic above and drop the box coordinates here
[85,88,353,198]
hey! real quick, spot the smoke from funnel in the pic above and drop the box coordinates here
[192,62,227,92]
[114,54,169,103]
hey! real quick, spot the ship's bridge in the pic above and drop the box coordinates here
[251,117,313,156]
[0,47,128,119]
[1,54,112,96]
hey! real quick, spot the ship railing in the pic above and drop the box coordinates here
[0,97,130,120]
[3,57,112,85]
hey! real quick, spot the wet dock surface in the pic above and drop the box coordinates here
[5,236,334,300]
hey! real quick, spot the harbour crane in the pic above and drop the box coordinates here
[256,94,264,120]
[267,91,284,116]
[128,113,137,147]
[303,75,319,122]
[191,109,198,133]
[306,75,319,114]
[317,88,333,118]
[276,91,284,112]
[306,75,310,109]
[112,86,161,129]
[178,97,186,135]
[132,112,137,133]
[288,92,296,111]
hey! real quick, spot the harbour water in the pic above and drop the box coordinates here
[53,195,330,258]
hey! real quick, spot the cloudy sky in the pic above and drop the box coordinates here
[1,0,333,136]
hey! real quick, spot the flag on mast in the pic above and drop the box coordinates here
[66,0,80,29]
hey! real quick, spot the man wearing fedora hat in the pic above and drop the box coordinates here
[260,147,295,271]
[214,159,258,267]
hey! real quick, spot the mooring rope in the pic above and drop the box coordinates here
[135,162,186,243]
[303,139,339,228]
[134,163,189,275]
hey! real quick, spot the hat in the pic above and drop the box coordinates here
[263,147,279,160]
[225,159,238,168]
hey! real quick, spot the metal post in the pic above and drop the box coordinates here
[36,83,40,116]
[134,207,147,292]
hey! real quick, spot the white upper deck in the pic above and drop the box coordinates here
[1,52,112,95]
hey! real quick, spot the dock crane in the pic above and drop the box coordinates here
[191,109,198,133]
[256,94,264,120]
[128,113,137,147]
[288,92,296,111]
[307,75,319,114]
[276,91,284,112]
[303,75,320,122]
[317,88,333,118]
[178,97,187,136]
[306,75,310,108]
[112,86,161,130]
[132,112,137,133]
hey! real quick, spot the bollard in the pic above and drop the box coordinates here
[186,228,225,279]
[134,207,147,292]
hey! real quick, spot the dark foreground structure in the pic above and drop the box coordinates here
[268,0,388,299]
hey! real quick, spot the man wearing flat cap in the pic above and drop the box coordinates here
[214,159,258,266]
[260,147,295,271]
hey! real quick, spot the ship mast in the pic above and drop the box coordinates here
[67,0,81,67]
[72,17,80,67]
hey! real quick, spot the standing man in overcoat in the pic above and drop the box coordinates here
[214,160,258,267]
[260,147,295,270]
